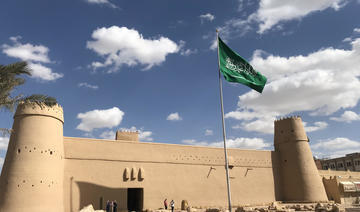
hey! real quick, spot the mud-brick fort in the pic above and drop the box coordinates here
[0,103,332,212]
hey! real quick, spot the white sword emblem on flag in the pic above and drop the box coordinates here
[225,57,256,76]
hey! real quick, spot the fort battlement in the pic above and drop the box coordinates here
[15,102,64,123]
[0,104,330,211]
[274,115,301,122]
[116,130,139,141]
[274,116,308,147]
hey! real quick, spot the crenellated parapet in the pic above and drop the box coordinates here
[14,102,64,123]
[116,130,139,141]
[274,116,308,149]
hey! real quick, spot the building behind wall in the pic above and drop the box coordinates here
[0,103,329,212]
[314,158,323,170]
[321,153,360,171]
[320,170,360,204]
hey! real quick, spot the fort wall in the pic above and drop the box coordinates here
[63,137,280,211]
[0,103,330,211]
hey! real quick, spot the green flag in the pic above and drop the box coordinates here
[218,36,267,93]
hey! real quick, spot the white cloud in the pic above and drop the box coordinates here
[199,13,215,23]
[226,110,276,134]
[233,116,275,134]
[2,39,50,63]
[166,112,182,121]
[232,118,327,134]
[354,28,360,33]
[312,137,360,158]
[237,0,246,11]
[303,121,328,132]
[210,0,348,48]
[9,36,21,42]
[182,139,210,146]
[313,138,359,150]
[0,157,4,172]
[28,63,63,81]
[225,110,266,121]
[0,136,9,151]
[87,26,179,72]
[180,48,198,56]
[210,19,252,50]
[120,126,153,142]
[205,129,213,136]
[343,37,352,42]
[76,107,124,132]
[330,110,360,123]
[78,82,99,90]
[182,137,270,150]
[2,36,63,81]
[226,33,360,134]
[251,0,347,34]
[178,40,198,56]
[85,0,117,8]
[249,39,360,115]
[139,130,153,142]
[212,137,270,149]
[100,126,153,141]
[99,130,115,140]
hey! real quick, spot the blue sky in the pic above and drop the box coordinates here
[1,0,360,168]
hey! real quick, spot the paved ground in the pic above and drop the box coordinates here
[79,202,360,212]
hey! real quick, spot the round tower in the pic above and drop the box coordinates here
[274,116,327,202]
[0,102,64,212]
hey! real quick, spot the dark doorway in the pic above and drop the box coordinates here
[99,197,103,210]
[127,188,143,212]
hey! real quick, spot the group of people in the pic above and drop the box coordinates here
[163,199,175,212]
[106,200,118,212]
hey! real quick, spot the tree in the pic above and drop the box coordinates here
[0,61,57,134]
[0,61,30,111]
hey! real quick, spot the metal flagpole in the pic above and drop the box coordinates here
[216,29,232,212]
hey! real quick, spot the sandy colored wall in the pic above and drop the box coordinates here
[63,137,281,211]
[274,117,328,202]
[322,178,341,203]
[0,103,64,212]
[0,103,328,212]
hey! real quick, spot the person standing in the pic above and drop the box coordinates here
[113,200,118,212]
[106,200,110,212]
[170,200,175,212]
[164,199,168,210]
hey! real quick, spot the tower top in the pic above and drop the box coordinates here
[115,130,139,141]
[274,115,301,123]
[14,102,64,123]
[274,115,308,145]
